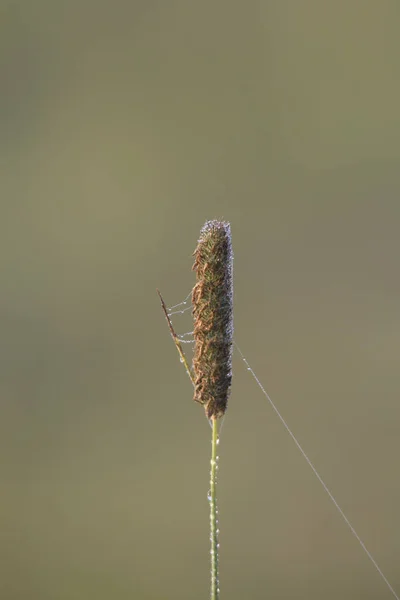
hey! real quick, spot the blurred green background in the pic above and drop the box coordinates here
[2,1,400,599]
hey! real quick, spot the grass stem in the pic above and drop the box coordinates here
[210,416,220,600]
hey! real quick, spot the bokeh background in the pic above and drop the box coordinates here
[2,1,400,599]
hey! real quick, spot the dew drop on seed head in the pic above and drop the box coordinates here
[207,490,212,502]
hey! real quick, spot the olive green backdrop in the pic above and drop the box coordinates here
[2,1,400,599]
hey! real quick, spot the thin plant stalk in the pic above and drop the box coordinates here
[209,416,220,600]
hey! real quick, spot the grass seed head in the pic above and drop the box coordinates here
[192,220,233,419]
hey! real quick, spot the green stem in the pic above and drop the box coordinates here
[210,416,220,600]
